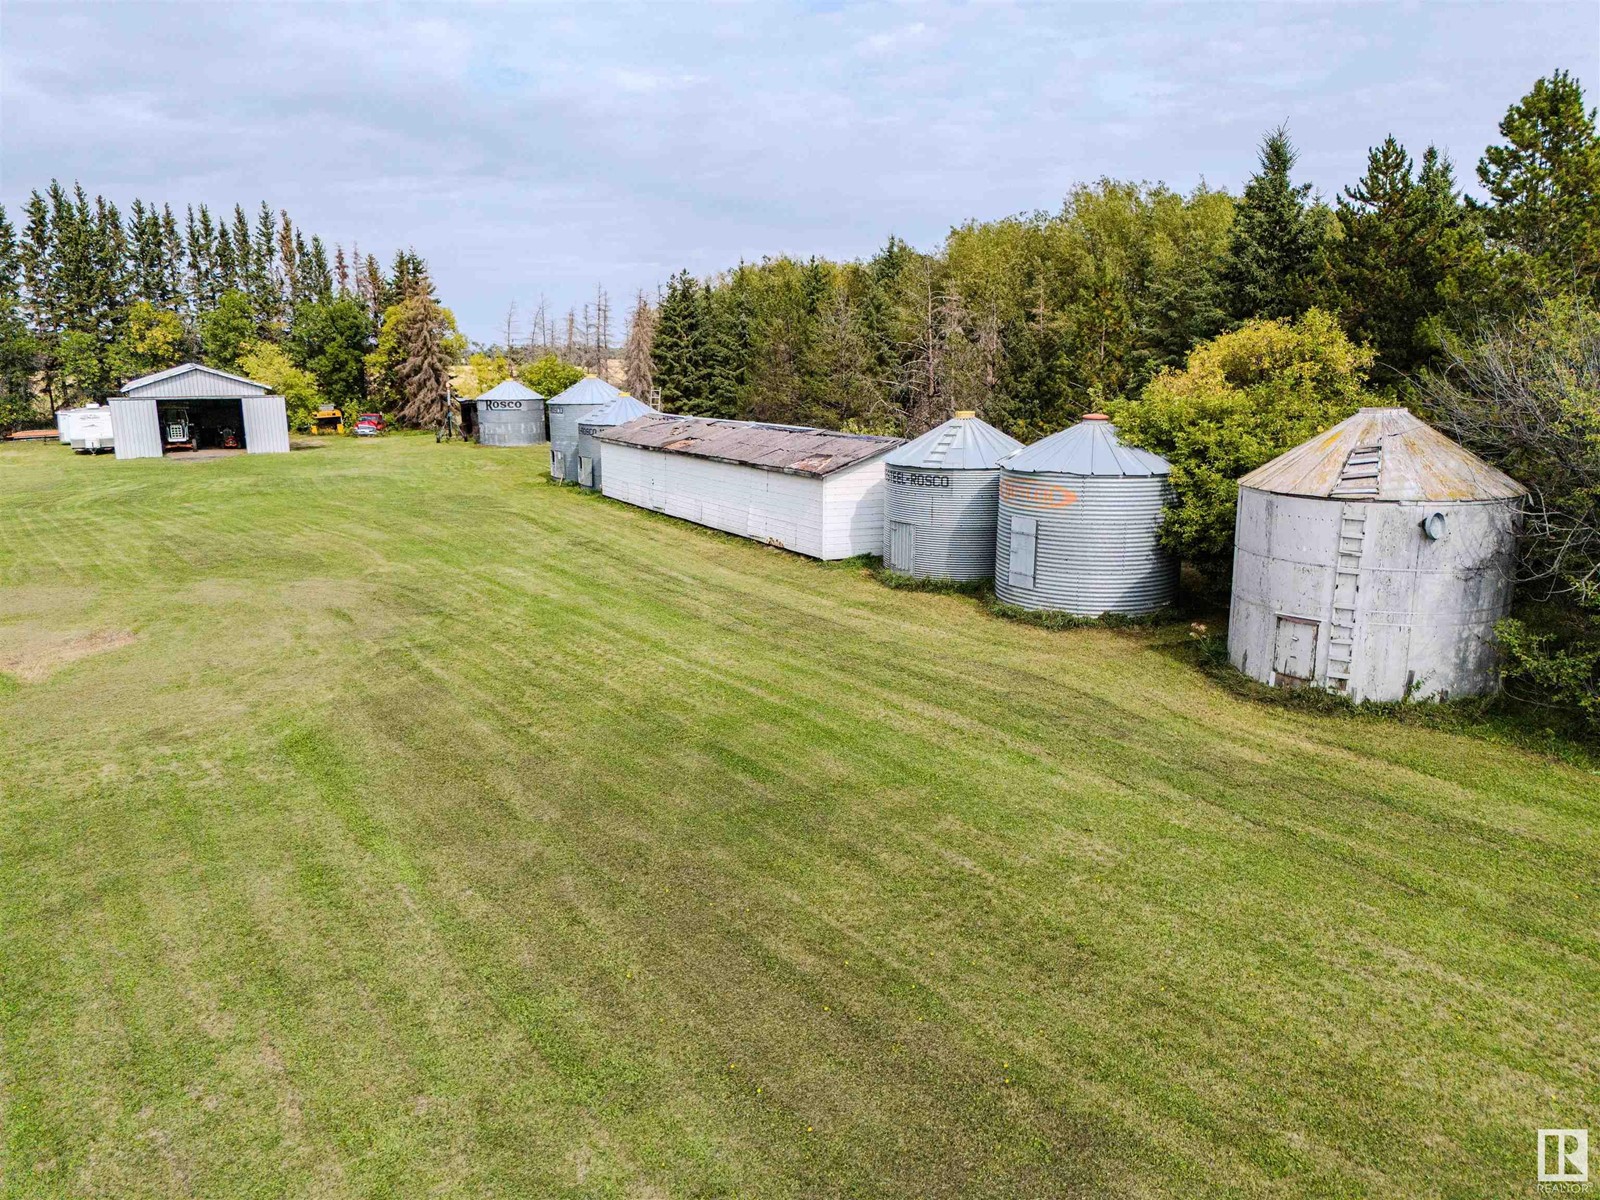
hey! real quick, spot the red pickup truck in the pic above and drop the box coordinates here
[354,413,386,437]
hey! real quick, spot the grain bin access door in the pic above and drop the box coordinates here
[1008,514,1038,589]
[888,520,916,573]
[1272,616,1320,686]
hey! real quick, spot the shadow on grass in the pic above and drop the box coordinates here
[558,483,1598,761]
[1163,631,1599,765]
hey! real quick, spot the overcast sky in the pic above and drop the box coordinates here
[1,2,1594,342]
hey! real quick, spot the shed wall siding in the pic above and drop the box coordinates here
[603,443,849,558]
[241,395,291,454]
[820,459,888,558]
[110,399,163,459]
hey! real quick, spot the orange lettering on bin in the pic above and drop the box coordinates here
[1000,478,1078,508]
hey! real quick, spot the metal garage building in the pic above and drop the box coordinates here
[597,414,902,560]
[110,363,290,459]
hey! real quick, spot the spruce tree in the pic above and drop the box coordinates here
[652,271,707,413]
[1224,125,1320,321]
[1478,69,1600,292]
[702,284,744,419]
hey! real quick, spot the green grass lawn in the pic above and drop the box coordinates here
[2,435,1596,1199]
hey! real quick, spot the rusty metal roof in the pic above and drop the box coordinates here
[1240,407,1527,502]
[597,413,903,477]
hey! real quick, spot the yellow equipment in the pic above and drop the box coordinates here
[312,407,344,435]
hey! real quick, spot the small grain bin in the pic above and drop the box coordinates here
[575,393,655,490]
[994,414,1177,615]
[547,376,623,482]
[882,411,1023,580]
[475,379,546,446]
[1229,407,1526,701]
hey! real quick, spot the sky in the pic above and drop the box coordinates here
[1,1,1595,343]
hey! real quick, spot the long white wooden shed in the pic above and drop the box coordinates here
[596,414,903,560]
[110,363,290,459]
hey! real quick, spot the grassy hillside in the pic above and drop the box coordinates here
[1,436,1595,1198]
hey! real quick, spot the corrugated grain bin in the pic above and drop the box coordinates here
[547,376,622,482]
[1229,407,1526,701]
[882,411,1023,580]
[994,414,1176,615]
[475,379,545,446]
[575,394,655,489]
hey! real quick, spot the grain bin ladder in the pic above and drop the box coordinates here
[1326,443,1382,690]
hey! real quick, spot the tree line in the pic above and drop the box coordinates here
[617,70,1600,733]
[0,187,462,431]
[622,70,1595,445]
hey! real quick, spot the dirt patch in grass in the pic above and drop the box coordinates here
[0,628,136,683]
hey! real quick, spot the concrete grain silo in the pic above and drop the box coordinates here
[994,414,1177,615]
[882,411,1023,580]
[576,394,655,490]
[474,379,546,446]
[1229,407,1525,701]
[548,376,623,482]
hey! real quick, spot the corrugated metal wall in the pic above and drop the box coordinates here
[994,471,1176,615]
[241,395,291,454]
[548,403,604,481]
[110,399,163,459]
[576,426,606,489]
[478,397,545,446]
[882,468,1000,580]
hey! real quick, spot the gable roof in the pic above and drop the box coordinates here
[477,379,543,401]
[886,412,1023,470]
[1001,415,1170,477]
[597,413,902,478]
[1240,407,1526,502]
[547,375,624,408]
[118,363,272,400]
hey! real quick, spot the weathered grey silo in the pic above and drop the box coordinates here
[547,376,623,482]
[882,411,1024,580]
[994,414,1177,615]
[1229,407,1525,701]
[475,379,546,446]
[576,394,656,490]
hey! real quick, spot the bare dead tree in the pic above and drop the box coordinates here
[526,295,549,360]
[1421,298,1600,603]
[595,284,612,379]
[502,301,520,372]
[621,289,656,400]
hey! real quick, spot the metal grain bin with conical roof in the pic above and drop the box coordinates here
[882,411,1023,580]
[475,379,546,446]
[576,393,655,490]
[994,414,1176,615]
[1229,406,1526,701]
[548,376,623,482]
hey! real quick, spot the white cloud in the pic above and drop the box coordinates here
[0,1,1591,340]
